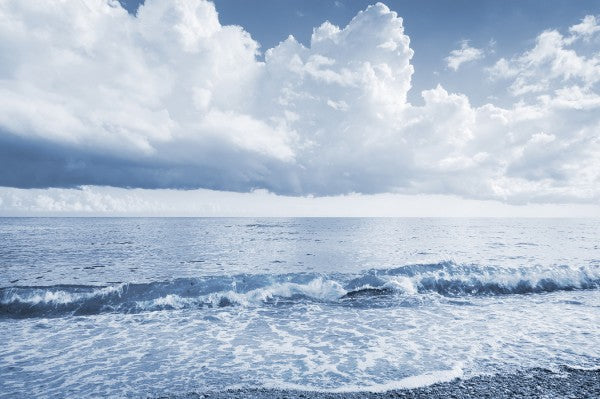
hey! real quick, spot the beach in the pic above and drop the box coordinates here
[174,367,600,399]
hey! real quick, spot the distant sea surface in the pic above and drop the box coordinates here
[1,218,599,398]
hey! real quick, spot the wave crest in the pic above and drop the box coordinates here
[1,262,598,318]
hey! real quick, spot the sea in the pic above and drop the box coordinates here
[1,217,599,398]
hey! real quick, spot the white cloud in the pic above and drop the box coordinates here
[0,1,599,205]
[569,15,600,39]
[1,186,598,217]
[445,40,484,71]
[489,18,600,96]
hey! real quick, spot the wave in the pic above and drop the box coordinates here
[266,363,464,393]
[1,261,599,318]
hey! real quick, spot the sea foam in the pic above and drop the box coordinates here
[1,261,598,318]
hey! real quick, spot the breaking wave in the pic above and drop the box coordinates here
[1,261,598,318]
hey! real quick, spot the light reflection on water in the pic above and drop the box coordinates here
[0,218,599,398]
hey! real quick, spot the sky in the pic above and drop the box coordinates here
[0,0,599,216]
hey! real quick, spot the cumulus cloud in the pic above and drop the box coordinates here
[569,15,600,39]
[445,40,485,71]
[0,0,599,204]
[488,20,600,96]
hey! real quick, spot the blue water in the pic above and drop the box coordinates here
[1,218,599,397]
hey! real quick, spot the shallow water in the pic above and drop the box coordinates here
[1,218,599,398]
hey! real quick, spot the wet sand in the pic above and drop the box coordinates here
[164,366,600,399]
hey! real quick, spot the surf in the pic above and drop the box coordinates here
[2,261,598,319]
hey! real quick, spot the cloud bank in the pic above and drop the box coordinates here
[2,186,598,217]
[0,0,599,204]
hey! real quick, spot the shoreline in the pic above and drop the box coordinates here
[165,367,600,399]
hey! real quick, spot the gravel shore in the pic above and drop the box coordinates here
[163,366,600,399]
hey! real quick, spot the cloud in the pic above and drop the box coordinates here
[569,15,600,39]
[1,186,598,217]
[445,40,485,71]
[0,0,599,204]
[488,20,600,96]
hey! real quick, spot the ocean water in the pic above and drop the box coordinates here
[1,217,599,398]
